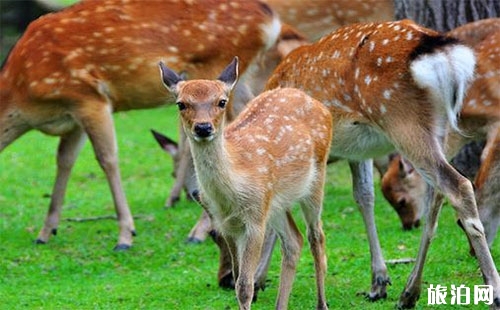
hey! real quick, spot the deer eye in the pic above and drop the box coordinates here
[218,99,227,108]
[177,101,186,111]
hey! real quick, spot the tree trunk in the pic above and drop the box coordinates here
[394,0,500,31]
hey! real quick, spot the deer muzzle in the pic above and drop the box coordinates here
[193,122,214,141]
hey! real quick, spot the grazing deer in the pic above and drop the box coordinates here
[0,0,281,249]
[160,57,332,309]
[381,18,500,245]
[265,19,500,308]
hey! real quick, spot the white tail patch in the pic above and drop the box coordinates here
[410,44,476,132]
[259,9,282,50]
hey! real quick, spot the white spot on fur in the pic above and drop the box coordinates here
[43,78,57,84]
[369,41,375,52]
[380,104,387,114]
[383,89,392,99]
[257,167,268,173]
[364,75,372,85]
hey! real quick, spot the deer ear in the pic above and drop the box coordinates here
[218,56,239,90]
[399,157,415,178]
[159,61,183,93]
[151,129,178,157]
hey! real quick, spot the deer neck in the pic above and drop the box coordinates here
[189,133,234,186]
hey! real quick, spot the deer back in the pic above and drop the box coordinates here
[267,20,456,120]
[263,0,394,41]
[0,0,280,113]
[266,19,475,160]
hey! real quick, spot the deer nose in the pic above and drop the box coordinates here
[194,122,213,138]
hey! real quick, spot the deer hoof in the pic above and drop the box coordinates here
[218,272,235,289]
[165,196,180,208]
[397,290,419,309]
[358,290,387,302]
[34,239,47,245]
[113,244,131,251]
[367,291,387,302]
[186,237,203,244]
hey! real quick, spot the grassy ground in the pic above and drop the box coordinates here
[0,105,497,309]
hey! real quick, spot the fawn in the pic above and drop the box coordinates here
[159,57,332,309]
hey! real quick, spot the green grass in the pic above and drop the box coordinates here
[0,106,497,309]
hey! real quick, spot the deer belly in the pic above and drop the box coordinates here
[330,121,394,160]
[34,114,78,136]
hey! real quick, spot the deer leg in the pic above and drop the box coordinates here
[36,127,86,244]
[212,230,236,289]
[197,198,242,291]
[77,103,136,250]
[235,226,265,310]
[475,129,500,248]
[166,130,191,207]
[300,182,328,310]
[349,160,390,301]
[398,146,500,308]
[477,183,500,250]
[187,209,212,243]
[194,198,236,289]
[446,176,500,307]
[478,193,500,249]
[397,185,443,309]
[272,211,303,309]
[254,227,278,294]
[214,224,277,297]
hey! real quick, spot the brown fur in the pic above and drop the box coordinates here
[161,58,332,309]
[263,0,394,41]
[381,19,500,248]
[0,0,281,249]
[265,19,500,307]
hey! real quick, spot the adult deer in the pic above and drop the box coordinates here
[381,18,500,244]
[263,0,394,41]
[160,57,332,309]
[0,0,281,249]
[265,19,500,308]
